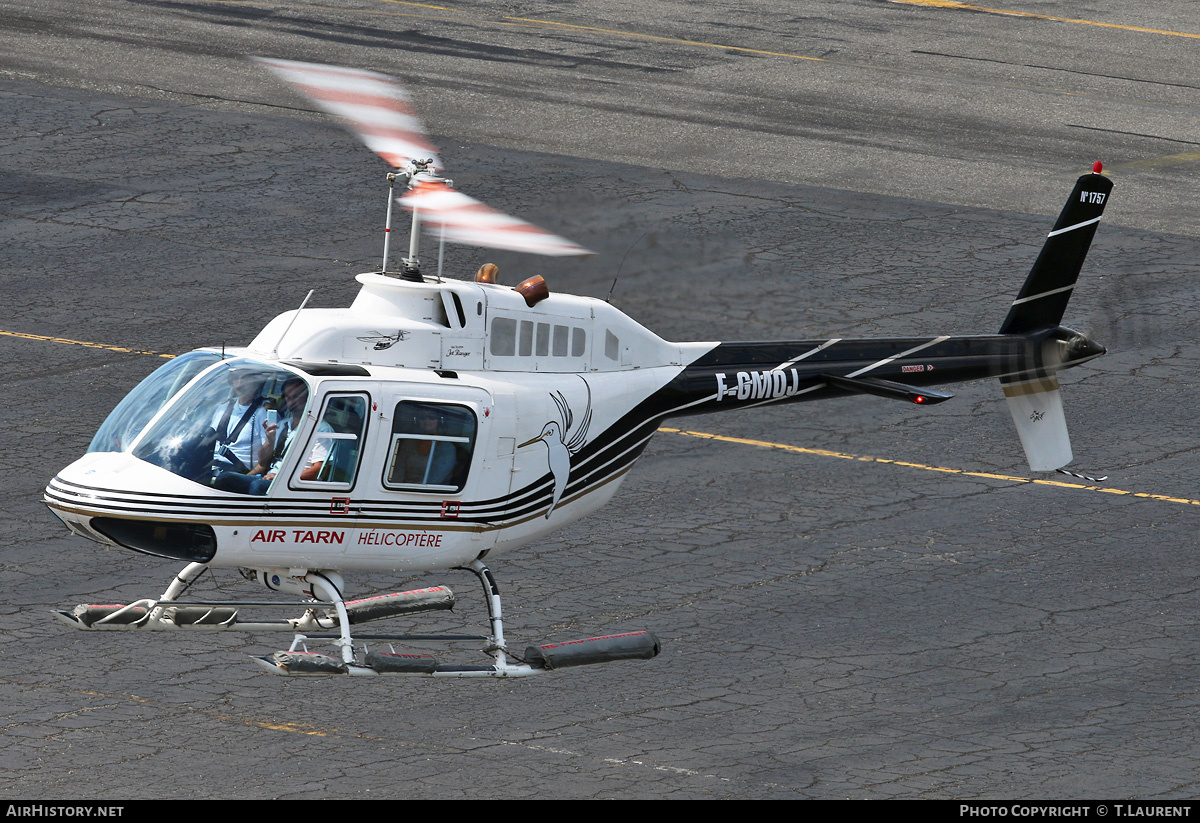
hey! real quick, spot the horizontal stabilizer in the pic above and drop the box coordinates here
[823,373,954,405]
[1002,377,1072,471]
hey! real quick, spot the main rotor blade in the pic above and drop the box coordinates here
[400,181,593,257]
[253,57,441,170]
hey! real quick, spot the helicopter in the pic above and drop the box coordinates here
[45,58,1113,677]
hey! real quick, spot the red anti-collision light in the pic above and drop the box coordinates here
[1093,161,1104,173]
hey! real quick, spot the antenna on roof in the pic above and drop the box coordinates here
[608,233,646,303]
[273,289,315,359]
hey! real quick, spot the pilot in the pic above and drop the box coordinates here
[213,377,332,495]
[211,368,269,474]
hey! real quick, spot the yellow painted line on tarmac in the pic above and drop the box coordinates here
[375,0,456,9]
[495,14,827,62]
[73,688,331,734]
[889,0,1200,40]
[659,427,1200,507]
[1104,151,1200,173]
[0,329,174,358]
[58,683,449,744]
[82,687,335,736]
[217,715,331,735]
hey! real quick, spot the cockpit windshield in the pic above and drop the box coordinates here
[89,350,225,454]
[129,359,310,489]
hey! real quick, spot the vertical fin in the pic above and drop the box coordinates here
[1002,376,1072,471]
[999,171,1113,334]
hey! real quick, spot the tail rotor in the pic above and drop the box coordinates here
[998,163,1112,472]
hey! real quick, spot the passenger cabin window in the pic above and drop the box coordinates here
[384,402,477,493]
[605,329,619,361]
[490,318,517,356]
[489,316,588,361]
[295,394,368,489]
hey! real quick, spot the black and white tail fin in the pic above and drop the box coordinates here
[999,164,1112,472]
[999,166,1112,335]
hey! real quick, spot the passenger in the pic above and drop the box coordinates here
[211,368,268,474]
[391,408,458,486]
[213,378,332,495]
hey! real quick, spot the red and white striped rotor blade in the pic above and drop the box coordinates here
[400,181,593,257]
[254,57,440,170]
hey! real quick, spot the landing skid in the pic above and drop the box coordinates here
[55,560,660,677]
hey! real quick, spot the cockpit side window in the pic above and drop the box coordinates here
[383,401,477,493]
[293,393,369,490]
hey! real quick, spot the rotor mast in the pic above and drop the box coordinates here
[382,158,448,282]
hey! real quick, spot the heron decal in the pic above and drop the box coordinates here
[519,378,593,518]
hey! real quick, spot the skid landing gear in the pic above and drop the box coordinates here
[56,560,660,678]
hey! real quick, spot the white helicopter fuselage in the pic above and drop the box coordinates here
[46,272,713,573]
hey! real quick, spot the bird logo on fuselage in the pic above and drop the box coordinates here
[519,379,593,518]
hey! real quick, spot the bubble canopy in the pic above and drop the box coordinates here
[91,355,311,486]
[89,351,225,454]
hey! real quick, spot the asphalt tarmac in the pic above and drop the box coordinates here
[2,0,1199,800]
